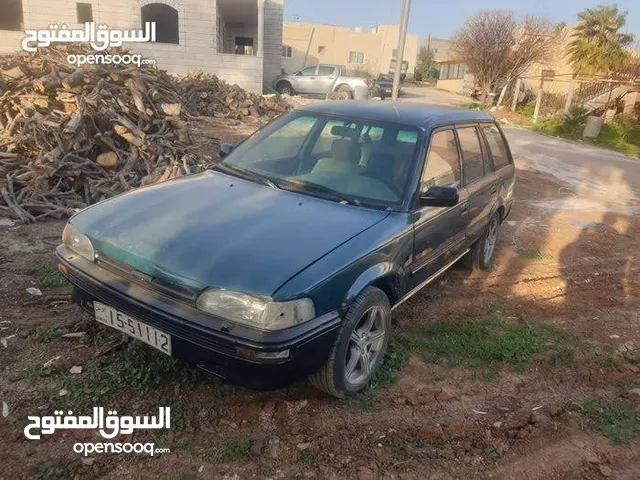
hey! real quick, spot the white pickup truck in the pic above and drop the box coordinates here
[272,64,372,98]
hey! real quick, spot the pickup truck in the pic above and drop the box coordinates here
[272,64,371,98]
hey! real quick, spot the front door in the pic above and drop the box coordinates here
[314,65,338,94]
[409,127,469,290]
[294,65,319,93]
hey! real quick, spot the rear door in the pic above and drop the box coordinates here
[294,65,319,93]
[479,123,515,209]
[409,127,469,290]
[456,125,499,245]
[314,65,338,94]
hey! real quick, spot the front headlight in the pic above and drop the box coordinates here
[196,288,315,331]
[62,223,95,262]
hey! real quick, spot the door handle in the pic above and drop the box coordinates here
[459,200,469,216]
[490,184,497,194]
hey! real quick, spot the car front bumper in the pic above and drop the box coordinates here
[56,245,341,389]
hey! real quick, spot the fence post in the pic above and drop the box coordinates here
[564,74,576,114]
[533,77,545,123]
[510,78,522,111]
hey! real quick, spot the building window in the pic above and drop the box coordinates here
[76,3,93,23]
[439,63,466,80]
[317,45,325,54]
[0,0,24,31]
[282,45,292,58]
[349,51,365,64]
[235,36,254,55]
[141,3,179,44]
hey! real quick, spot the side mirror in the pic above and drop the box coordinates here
[219,142,234,158]
[295,71,302,76]
[418,186,459,207]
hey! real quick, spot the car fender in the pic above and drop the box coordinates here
[341,261,403,311]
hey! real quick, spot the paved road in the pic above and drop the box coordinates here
[398,85,640,211]
[503,127,640,209]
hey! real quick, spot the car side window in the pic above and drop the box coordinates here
[317,66,335,76]
[299,66,317,76]
[421,129,461,191]
[457,126,484,184]
[481,124,511,170]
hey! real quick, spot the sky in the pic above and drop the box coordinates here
[283,0,640,40]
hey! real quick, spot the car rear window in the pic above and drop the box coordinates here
[482,124,511,169]
[457,127,484,184]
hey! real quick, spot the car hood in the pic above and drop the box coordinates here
[71,171,389,296]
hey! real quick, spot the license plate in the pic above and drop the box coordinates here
[94,302,171,355]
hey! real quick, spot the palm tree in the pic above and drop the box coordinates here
[568,4,634,75]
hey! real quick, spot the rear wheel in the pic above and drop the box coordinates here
[336,85,354,99]
[276,81,294,95]
[309,286,391,397]
[463,212,501,270]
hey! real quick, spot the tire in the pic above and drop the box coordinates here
[276,81,294,95]
[309,286,391,398]
[463,212,501,271]
[336,85,354,99]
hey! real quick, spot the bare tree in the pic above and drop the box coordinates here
[452,10,561,103]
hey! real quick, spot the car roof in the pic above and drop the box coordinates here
[297,101,495,128]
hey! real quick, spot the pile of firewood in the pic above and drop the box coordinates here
[0,45,290,222]
[178,72,290,119]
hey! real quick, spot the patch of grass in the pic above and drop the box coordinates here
[171,405,191,429]
[514,248,550,260]
[35,326,60,342]
[30,460,79,480]
[217,439,251,461]
[60,342,201,409]
[297,450,314,467]
[595,353,624,369]
[459,101,485,110]
[405,315,548,370]
[37,266,68,288]
[532,114,640,157]
[519,105,535,118]
[576,399,640,445]
[354,341,408,409]
[393,438,426,458]
[484,444,505,461]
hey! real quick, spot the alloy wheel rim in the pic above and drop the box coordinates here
[484,218,499,264]
[344,306,387,387]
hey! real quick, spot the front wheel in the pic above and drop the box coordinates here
[309,286,391,397]
[463,212,501,270]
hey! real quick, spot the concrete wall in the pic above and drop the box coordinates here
[0,0,283,93]
[281,21,419,77]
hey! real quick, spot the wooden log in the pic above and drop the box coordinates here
[161,103,181,116]
[34,73,61,93]
[1,66,25,80]
[63,114,83,135]
[125,78,147,114]
[114,125,145,148]
[61,68,86,89]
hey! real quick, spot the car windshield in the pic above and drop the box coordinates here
[220,112,421,208]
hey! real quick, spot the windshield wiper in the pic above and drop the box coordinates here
[274,178,360,206]
[212,163,279,189]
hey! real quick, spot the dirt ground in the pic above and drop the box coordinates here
[0,119,638,479]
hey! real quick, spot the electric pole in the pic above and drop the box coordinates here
[392,0,411,100]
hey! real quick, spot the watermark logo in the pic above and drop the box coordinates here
[24,406,170,439]
[24,407,171,456]
[21,22,158,67]
[22,22,156,53]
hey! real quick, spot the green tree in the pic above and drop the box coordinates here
[415,46,436,81]
[568,4,634,75]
